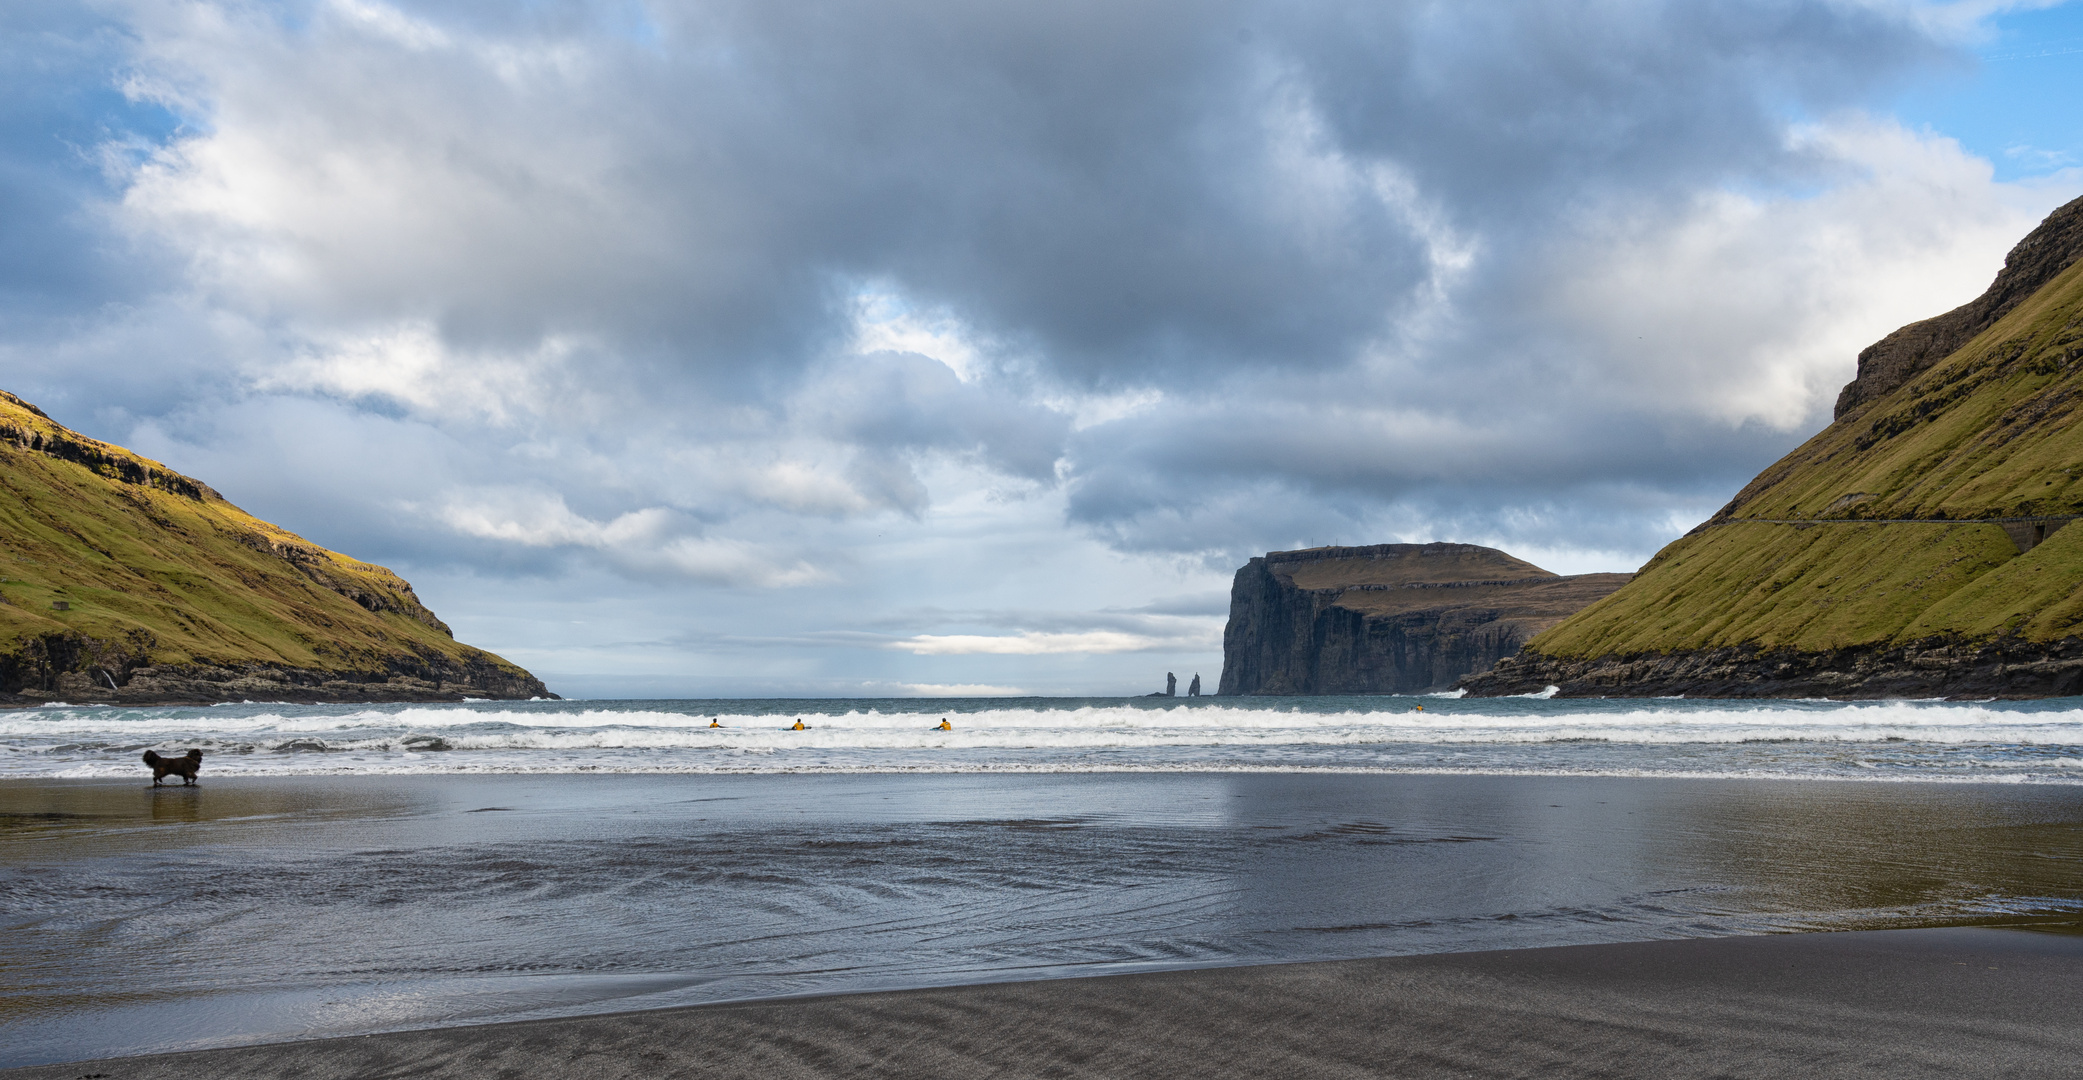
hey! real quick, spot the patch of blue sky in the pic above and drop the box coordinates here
[0,4,185,308]
[1891,1,2083,181]
[0,7,186,181]
[597,0,665,49]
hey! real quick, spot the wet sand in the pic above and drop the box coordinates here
[10,926,2080,1079]
[7,773,2083,1066]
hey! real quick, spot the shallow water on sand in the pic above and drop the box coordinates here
[3,771,2081,1066]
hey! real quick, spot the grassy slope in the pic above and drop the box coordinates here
[1534,255,2083,659]
[0,391,531,678]
[1329,574,1633,621]
[1279,547,1555,589]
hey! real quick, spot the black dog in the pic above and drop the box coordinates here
[143,749,203,786]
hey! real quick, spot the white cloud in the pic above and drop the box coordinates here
[647,537,832,589]
[849,288,991,382]
[255,321,578,423]
[880,682,1030,697]
[894,628,1217,655]
[737,459,887,517]
[1039,387,1166,432]
[436,491,664,547]
[1533,115,2065,429]
[433,488,828,587]
[329,0,452,52]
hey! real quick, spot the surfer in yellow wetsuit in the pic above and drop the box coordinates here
[790,719,806,731]
[708,718,723,728]
[936,718,952,731]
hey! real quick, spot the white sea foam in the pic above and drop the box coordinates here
[7,698,2081,781]
[27,756,2083,786]
[8,701,2080,740]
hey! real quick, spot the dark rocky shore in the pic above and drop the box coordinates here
[0,632,552,706]
[1460,634,2083,699]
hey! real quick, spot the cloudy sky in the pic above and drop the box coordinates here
[4,0,2081,697]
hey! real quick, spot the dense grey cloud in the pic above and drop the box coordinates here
[2,0,2077,693]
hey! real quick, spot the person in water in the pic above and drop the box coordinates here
[791,719,806,730]
[709,718,723,728]
[935,718,952,731]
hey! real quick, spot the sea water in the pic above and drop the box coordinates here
[6,694,2083,781]
[4,696,2082,1066]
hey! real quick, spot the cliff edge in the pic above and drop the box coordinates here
[0,390,552,705]
[1834,195,2083,419]
[1218,543,1630,695]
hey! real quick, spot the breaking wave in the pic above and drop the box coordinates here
[6,695,2082,782]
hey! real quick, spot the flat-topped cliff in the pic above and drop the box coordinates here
[0,390,551,705]
[1218,543,1630,695]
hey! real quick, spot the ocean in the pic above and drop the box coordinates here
[4,695,2082,1066]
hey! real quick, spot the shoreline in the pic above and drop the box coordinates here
[9,927,2080,1078]
[15,764,2083,784]
[1461,637,2083,700]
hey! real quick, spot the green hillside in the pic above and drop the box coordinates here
[0,391,548,704]
[1468,195,2083,698]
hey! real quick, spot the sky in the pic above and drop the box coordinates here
[3,0,2081,698]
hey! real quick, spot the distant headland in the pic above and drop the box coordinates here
[1217,543,1628,695]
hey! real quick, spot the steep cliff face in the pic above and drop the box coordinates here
[1464,194,2083,699]
[1218,543,1630,695]
[0,390,552,705]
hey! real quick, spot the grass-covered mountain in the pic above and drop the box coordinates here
[1465,194,2083,698]
[0,391,550,705]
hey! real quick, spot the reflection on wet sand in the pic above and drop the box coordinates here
[1,773,2080,1066]
[1652,784,2083,927]
[2,779,421,851]
[149,787,204,823]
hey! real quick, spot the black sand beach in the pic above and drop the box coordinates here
[9,926,2080,1078]
[7,771,2082,1070]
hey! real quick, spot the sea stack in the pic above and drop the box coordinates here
[0,390,551,705]
[1218,543,1630,695]
[1462,194,2083,699]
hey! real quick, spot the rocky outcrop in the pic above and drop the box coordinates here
[1218,543,1630,695]
[1833,194,2083,419]
[1460,635,2083,700]
[0,391,220,501]
[0,629,550,706]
